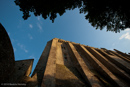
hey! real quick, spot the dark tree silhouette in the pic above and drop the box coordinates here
[14,0,130,32]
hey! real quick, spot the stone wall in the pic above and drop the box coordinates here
[0,23,35,87]
[36,38,130,87]
[0,23,15,83]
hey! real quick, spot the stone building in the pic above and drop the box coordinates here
[32,38,130,87]
[0,23,37,87]
[0,23,130,87]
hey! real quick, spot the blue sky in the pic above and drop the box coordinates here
[1,0,130,75]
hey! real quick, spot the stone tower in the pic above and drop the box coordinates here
[32,38,130,87]
[0,23,130,87]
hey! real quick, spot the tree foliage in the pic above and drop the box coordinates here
[14,0,130,32]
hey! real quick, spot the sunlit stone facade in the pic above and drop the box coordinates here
[32,38,130,87]
[0,23,130,87]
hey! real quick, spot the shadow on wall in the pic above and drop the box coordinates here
[41,74,87,87]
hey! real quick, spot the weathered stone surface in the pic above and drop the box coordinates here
[67,42,102,87]
[31,41,52,86]
[41,38,58,87]
[97,49,130,76]
[34,38,130,87]
[107,50,130,63]
[90,48,130,84]
[114,49,130,61]
[56,42,64,65]
[9,59,34,83]
[1,31,129,87]
[56,64,86,87]
[80,46,127,87]
[0,23,15,83]
[0,24,36,87]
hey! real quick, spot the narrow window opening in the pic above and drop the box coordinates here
[18,67,22,70]
[61,45,66,50]
[64,53,67,60]
[65,57,67,59]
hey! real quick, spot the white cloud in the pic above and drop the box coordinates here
[11,38,15,42]
[13,48,16,52]
[37,16,43,24]
[28,34,33,40]
[125,28,130,31]
[112,43,115,46]
[29,24,33,28]
[8,32,10,36]
[28,55,37,60]
[119,32,130,40]
[17,43,28,53]
[17,20,24,28]
[37,23,43,32]
[29,55,35,58]
[11,38,17,44]
[37,16,40,21]
[36,16,43,32]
